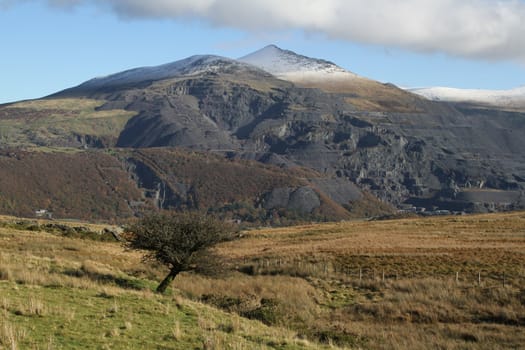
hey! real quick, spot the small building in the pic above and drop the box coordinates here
[35,209,53,219]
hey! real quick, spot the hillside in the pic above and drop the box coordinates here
[0,148,387,223]
[0,216,333,350]
[0,44,524,219]
[0,149,145,220]
[0,98,135,148]
[1,212,524,349]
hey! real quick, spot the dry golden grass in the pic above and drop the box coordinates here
[7,98,100,110]
[291,77,425,113]
[0,214,110,232]
[210,212,525,348]
[173,273,321,329]
[0,220,162,293]
[217,212,525,284]
[1,212,524,349]
[0,215,345,348]
[0,320,27,350]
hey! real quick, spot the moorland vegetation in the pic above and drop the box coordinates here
[0,212,524,349]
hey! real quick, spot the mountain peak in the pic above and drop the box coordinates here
[239,45,358,81]
[60,45,361,95]
[261,44,281,51]
[71,55,269,92]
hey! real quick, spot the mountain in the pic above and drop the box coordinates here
[239,44,359,81]
[239,44,425,112]
[64,55,272,93]
[1,45,524,222]
[409,86,525,110]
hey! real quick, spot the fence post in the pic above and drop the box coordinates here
[456,271,459,284]
[382,270,385,282]
[478,272,481,286]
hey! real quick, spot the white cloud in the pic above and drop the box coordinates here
[6,0,525,62]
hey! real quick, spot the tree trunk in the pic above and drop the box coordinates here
[156,268,180,294]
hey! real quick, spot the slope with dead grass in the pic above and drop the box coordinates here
[0,218,341,350]
[1,212,524,349]
[208,212,525,348]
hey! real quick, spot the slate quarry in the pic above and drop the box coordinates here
[2,45,524,220]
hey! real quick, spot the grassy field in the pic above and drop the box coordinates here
[1,212,524,349]
[0,98,135,148]
[0,218,328,349]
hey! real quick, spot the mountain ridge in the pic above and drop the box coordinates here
[1,44,524,221]
[58,44,365,96]
[409,85,525,110]
[33,44,525,110]
[62,55,273,94]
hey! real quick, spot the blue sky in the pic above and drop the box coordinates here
[1,0,524,104]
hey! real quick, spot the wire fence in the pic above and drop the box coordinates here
[239,257,525,289]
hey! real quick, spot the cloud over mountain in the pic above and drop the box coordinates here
[4,0,525,62]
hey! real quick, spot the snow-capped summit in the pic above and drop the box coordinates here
[239,45,359,81]
[409,86,525,109]
[68,45,362,92]
[77,55,267,90]
[67,45,364,90]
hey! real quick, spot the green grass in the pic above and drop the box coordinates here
[2,213,525,349]
[0,220,339,350]
[0,98,136,148]
[0,281,323,349]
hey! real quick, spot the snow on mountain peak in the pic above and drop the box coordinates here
[71,44,361,91]
[78,55,264,90]
[409,85,525,108]
[239,44,358,81]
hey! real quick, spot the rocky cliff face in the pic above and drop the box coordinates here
[75,71,524,213]
[20,48,525,215]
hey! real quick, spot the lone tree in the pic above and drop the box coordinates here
[126,213,236,294]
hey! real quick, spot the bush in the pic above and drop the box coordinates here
[126,212,237,293]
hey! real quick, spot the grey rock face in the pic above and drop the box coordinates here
[310,178,362,204]
[263,186,321,214]
[288,187,321,213]
[56,63,525,213]
[263,187,293,210]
